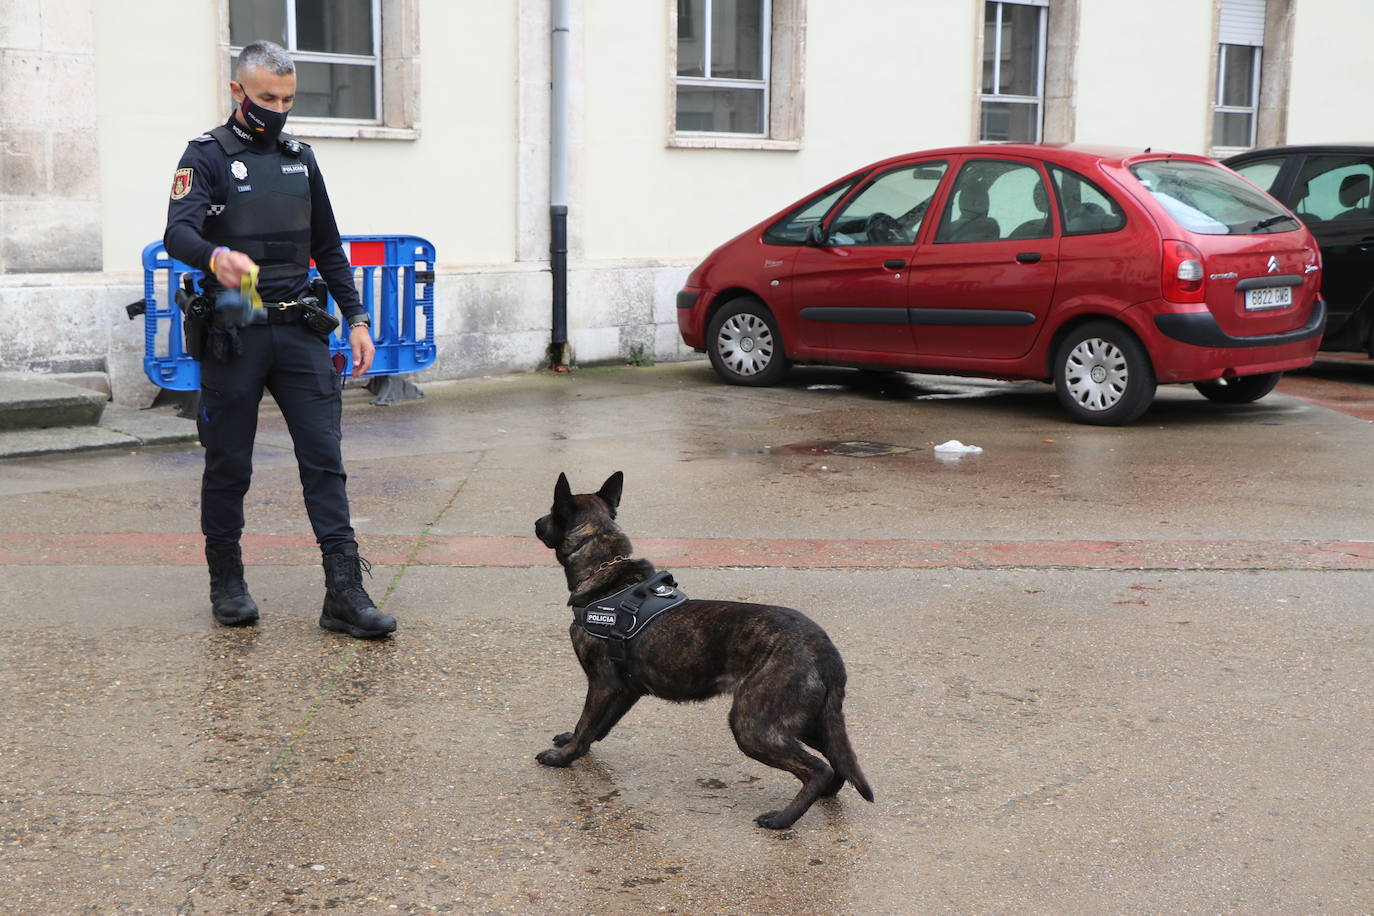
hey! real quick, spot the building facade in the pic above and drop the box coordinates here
[0,0,1369,404]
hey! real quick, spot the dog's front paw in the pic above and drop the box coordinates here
[754,810,796,830]
[552,731,575,747]
[536,748,572,767]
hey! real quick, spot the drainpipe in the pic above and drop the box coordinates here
[548,0,571,369]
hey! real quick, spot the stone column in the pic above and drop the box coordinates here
[515,0,551,264]
[1042,0,1080,144]
[1256,0,1294,148]
[516,0,582,264]
[0,0,102,273]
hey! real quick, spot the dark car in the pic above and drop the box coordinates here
[678,144,1325,425]
[1225,145,1374,353]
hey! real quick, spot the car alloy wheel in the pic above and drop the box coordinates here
[1053,320,1156,425]
[706,297,790,387]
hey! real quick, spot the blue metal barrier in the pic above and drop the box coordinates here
[140,235,436,391]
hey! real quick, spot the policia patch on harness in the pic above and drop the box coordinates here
[571,571,687,686]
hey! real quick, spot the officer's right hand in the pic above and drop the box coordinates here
[213,249,258,291]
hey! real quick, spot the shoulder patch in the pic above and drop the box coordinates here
[170,168,194,200]
[191,133,215,143]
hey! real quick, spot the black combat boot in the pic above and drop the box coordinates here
[320,550,397,639]
[206,542,260,626]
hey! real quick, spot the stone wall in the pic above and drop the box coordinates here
[0,263,699,407]
[0,0,102,274]
[0,273,145,401]
[420,262,696,384]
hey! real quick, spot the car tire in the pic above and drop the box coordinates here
[1053,321,1157,425]
[706,297,790,386]
[1193,371,1282,403]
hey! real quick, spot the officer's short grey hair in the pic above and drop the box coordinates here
[235,41,296,80]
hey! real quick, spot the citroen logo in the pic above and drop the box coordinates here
[1267,256,1280,274]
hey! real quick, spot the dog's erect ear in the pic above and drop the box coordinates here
[553,472,573,510]
[597,471,624,513]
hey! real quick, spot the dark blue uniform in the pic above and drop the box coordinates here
[165,117,364,556]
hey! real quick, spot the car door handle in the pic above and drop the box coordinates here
[1015,252,1042,263]
[883,259,907,270]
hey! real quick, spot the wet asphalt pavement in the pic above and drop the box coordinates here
[2,357,1372,915]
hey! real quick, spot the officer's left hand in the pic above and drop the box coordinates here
[349,324,375,377]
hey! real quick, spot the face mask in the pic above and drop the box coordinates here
[234,85,288,142]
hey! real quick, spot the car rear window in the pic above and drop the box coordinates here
[1129,160,1297,235]
[1048,165,1126,235]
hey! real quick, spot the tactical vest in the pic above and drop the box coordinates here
[200,124,312,297]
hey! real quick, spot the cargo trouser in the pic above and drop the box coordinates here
[197,321,355,555]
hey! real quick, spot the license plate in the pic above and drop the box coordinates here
[1245,286,1292,310]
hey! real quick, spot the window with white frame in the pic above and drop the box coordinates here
[980,0,1047,143]
[675,0,772,136]
[1213,0,1266,151]
[229,0,381,122]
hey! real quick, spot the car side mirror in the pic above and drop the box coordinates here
[805,223,829,247]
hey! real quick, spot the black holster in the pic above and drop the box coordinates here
[299,289,341,337]
[175,276,211,361]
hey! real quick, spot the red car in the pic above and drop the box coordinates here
[676,144,1326,425]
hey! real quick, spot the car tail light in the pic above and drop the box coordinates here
[1162,240,1206,303]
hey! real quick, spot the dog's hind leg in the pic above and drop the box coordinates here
[798,729,841,796]
[730,683,833,829]
[801,675,874,802]
[817,686,873,802]
[801,730,848,797]
[737,732,832,830]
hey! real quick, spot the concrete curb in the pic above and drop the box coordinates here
[0,404,197,460]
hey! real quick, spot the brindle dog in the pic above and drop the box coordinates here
[534,471,873,829]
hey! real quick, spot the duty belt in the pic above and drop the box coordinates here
[571,570,687,689]
[248,302,303,325]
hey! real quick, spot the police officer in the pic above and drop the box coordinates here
[164,40,395,639]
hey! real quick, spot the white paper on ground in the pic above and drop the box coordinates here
[932,439,983,454]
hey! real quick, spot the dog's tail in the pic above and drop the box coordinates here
[821,686,874,802]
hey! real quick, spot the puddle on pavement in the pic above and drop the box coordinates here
[681,440,981,464]
[677,446,776,461]
[779,440,914,458]
[803,372,1011,402]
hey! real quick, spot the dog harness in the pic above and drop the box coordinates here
[571,571,687,688]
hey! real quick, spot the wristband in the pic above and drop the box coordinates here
[348,315,371,328]
[209,246,229,273]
